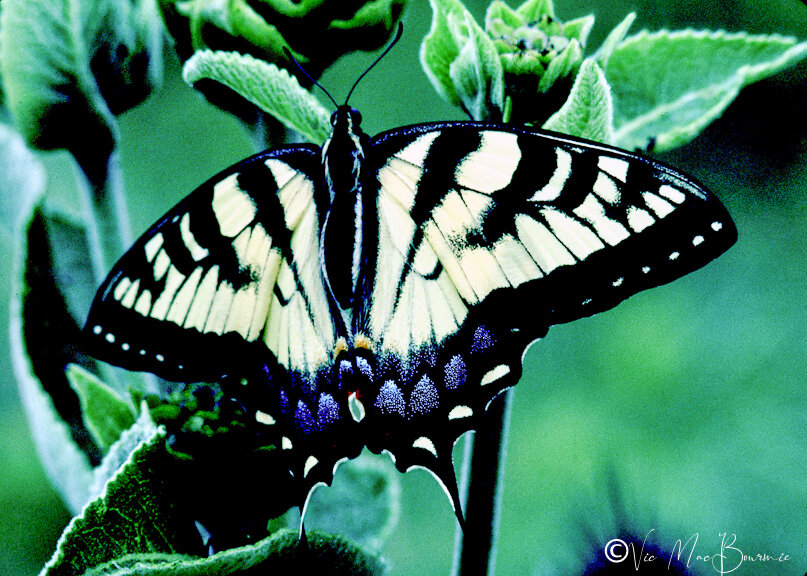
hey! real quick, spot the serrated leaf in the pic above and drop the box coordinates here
[87,406,160,500]
[76,530,385,576]
[0,0,163,181]
[422,0,504,119]
[543,59,614,143]
[182,50,330,144]
[68,365,137,453]
[605,29,807,152]
[40,419,206,576]
[306,452,400,552]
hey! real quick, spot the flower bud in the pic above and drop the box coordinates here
[486,0,593,124]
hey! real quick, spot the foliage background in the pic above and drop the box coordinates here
[1,0,805,574]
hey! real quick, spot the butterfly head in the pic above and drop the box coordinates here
[331,105,363,134]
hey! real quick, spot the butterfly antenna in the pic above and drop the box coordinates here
[283,47,339,109]
[344,22,404,105]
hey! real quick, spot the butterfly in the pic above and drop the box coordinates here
[82,60,737,528]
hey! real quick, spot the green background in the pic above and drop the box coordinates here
[1,0,805,574]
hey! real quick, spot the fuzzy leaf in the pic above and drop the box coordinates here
[563,15,596,48]
[605,29,807,151]
[68,365,137,453]
[11,205,100,514]
[422,0,504,119]
[87,406,161,500]
[421,0,466,106]
[11,269,95,516]
[537,37,582,92]
[40,415,206,576]
[182,50,331,144]
[73,530,385,576]
[306,453,400,552]
[0,123,46,237]
[516,0,555,21]
[450,24,505,119]
[592,12,636,68]
[485,1,523,33]
[543,59,614,143]
[160,0,404,80]
[0,0,163,182]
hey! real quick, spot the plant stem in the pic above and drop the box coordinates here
[453,388,513,576]
[75,149,132,284]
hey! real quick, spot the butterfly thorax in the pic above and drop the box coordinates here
[320,106,376,332]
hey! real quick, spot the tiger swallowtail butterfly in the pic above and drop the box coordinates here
[82,53,736,529]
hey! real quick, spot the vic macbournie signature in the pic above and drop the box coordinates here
[607,529,791,574]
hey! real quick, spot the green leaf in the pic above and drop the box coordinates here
[605,29,807,152]
[592,12,636,68]
[68,365,137,453]
[331,0,406,32]
[485,1,524,33]
[0,123,46,237]
[421,0,466,106]
[306,453,400,552]
[515,0,555,21]
[74,530,385,576]
[86,407,162,504]
[10,272,95,516]
[451,24,505,120]
[0,0,163,182]
[40,417,206,576]
[537,37,582,92]
[421,0,504,119]
[160,0,404,81]
[563,15,596,48]
[543,59,614,143]
[11,205,98,514]
[182,50,331,144]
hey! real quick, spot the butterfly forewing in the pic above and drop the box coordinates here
[359,123,736,488]
[86,146,332,378]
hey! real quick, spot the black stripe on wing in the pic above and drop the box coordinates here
[371,122,736,324]
[82,145,328,383]
[358,122,736,513]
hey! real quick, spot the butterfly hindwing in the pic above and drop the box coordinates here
[359,123,736,490]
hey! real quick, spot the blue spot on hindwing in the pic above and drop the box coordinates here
[295,400,316,435]
[444,355,467,390]
[279,389,290,414]
[471,325,495,354]
[410,374,439,416]
[374,380,405,416]
[317,393,340,427]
